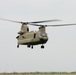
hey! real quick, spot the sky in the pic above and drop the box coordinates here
[0,0,76,73]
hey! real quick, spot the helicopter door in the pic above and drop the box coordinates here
[34,33,36,38]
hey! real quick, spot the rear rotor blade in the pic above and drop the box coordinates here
[45,23,76,27]
[29,23,76,27]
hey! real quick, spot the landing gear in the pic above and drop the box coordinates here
[27,45,30,48]
[31,45,33,49]
[27,45,33,49]
[41,45,44,49]
[17,44,19,48]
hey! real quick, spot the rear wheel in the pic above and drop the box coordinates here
[17,44,19,48]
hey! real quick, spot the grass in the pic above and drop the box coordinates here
[0,72,76,75]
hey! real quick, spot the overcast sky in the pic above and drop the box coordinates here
[0,0,76,73]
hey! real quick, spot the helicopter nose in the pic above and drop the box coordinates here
[42,36,48,40]
[40,36,48,41]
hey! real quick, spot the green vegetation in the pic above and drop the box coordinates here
[0,72,76,75]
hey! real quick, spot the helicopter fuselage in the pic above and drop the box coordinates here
[16,31,48,48]
[1,18,76,49]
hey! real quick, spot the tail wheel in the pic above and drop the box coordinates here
[17,44,19,48]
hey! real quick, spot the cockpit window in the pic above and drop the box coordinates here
[39,32,47,38]
[41,33,47,37]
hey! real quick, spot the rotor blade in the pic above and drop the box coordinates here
[0,18,22,23]
[45,23,76,27]
[28,23,42,26]
[29,23,76,27]
[29,19,61,23]
[0,18,61,24]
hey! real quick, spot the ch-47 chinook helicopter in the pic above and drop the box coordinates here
[0,18,76,49]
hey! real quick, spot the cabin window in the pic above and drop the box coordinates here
[34,33,36,38]
[27,28,29,31]
[16,36,19,39]
[22,36,25,38]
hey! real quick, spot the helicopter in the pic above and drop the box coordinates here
[0,18,76,49]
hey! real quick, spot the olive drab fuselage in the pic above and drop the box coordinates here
[16,24,48,48]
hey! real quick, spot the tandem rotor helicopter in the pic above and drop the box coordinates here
[0,18,76,49]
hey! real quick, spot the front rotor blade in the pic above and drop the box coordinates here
[45,23,76,27]
[0,18,61,24]
[0,18,22,23]
[29,19,61,23]
[29,23,42,26]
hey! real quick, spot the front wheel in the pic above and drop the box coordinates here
[41,45,44,49]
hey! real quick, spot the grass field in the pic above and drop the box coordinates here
[0,73,76,75]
